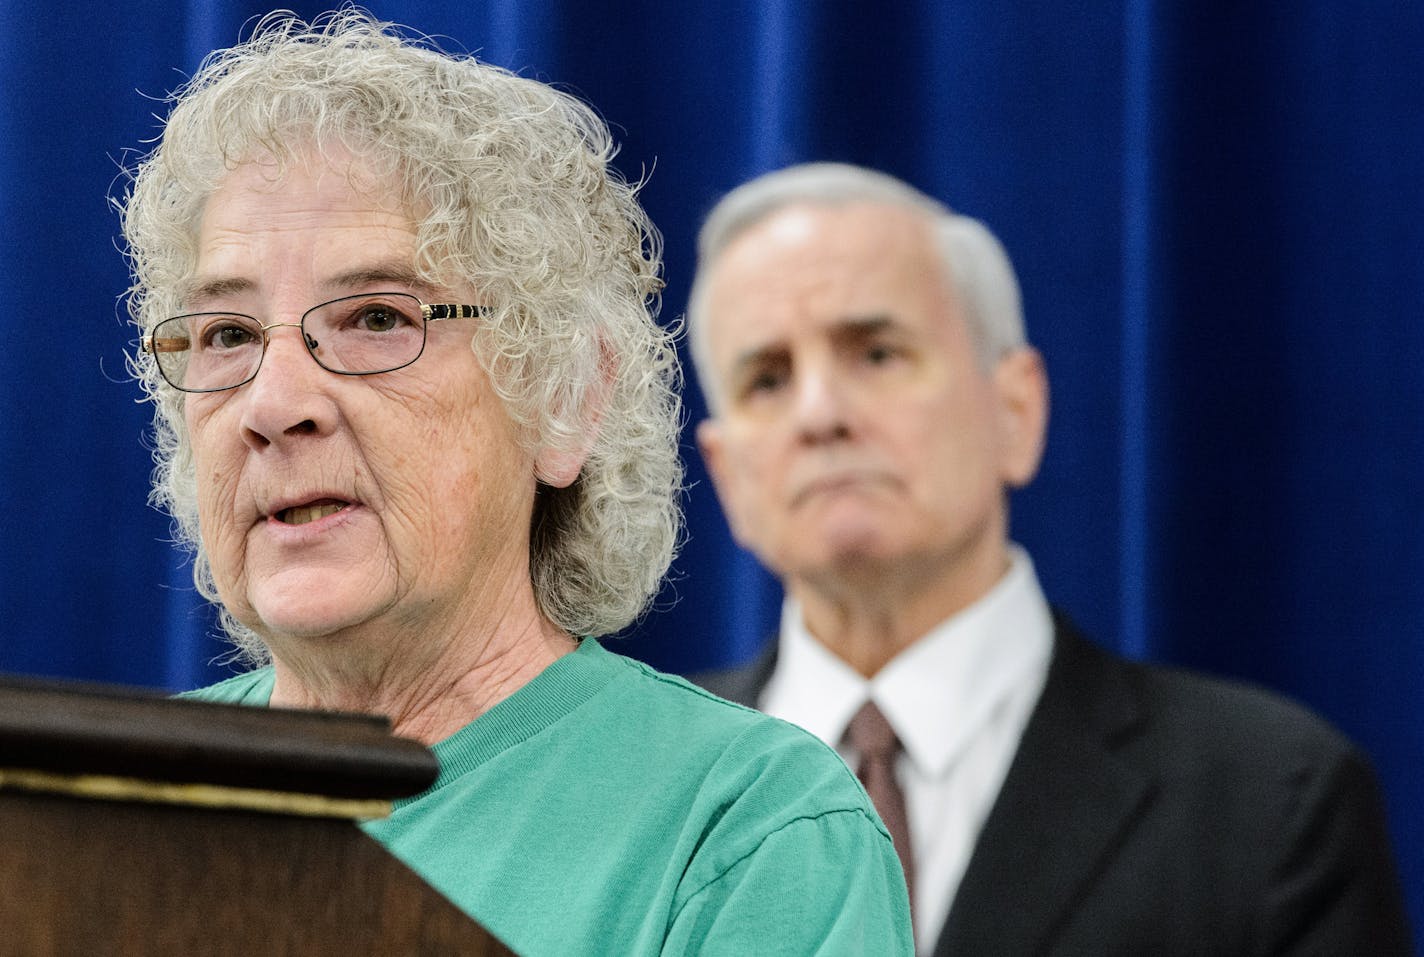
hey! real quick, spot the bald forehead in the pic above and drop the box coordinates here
[704,202,958,328]
[718,200,939,271]
[697,201,979,406]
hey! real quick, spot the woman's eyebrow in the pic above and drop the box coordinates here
[181,276,254,308]
[322,263,436,296]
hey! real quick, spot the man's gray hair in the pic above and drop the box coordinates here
[687,162,1026,410]
[119,11,682,662]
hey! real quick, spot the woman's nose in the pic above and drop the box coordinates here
[235,324,334,449]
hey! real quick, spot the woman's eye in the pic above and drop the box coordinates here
[356,306,403,332]
[208,323,256,350]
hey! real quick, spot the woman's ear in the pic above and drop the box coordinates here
[534,447,590,488]
[534,341,616,488]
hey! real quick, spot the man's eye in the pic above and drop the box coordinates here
[865,343,899,364]
[745,370,787,395]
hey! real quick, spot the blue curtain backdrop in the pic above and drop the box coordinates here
[2,0,1420,933]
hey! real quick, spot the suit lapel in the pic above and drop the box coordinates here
[933,621,1153,956]
[693,640,778,708]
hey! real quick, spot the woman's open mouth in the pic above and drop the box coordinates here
[276,500,351,525]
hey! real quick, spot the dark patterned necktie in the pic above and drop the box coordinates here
[846,700,915,916]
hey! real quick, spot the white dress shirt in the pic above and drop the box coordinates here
[760,546,1054,956]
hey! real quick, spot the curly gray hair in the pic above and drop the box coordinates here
[687,162,1026,411]
[119,10,683,662]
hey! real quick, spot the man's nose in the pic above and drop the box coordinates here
[792,365,852,443]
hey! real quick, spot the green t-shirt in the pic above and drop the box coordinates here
[187,639,913,955]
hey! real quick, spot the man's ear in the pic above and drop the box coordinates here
[695,417,746,542]
[993,346,1050,489]
[534,343,616,488]
[695,417,727,502]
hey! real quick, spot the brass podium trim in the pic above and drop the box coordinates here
[0,766,392,819]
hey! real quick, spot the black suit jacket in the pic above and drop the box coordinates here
[695,618,1414,955]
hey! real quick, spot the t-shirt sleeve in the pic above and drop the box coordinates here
[662,807,914,956]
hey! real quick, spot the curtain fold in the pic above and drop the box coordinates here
[1118,0,1158,662]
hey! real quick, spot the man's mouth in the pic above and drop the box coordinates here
[275,500,351,526]
[792,472,875,506]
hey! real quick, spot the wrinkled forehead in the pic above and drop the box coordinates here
[202,146,413,226]
[185,150,427,306]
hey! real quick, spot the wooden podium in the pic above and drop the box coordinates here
[0,675,514,956]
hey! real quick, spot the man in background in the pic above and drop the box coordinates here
[688,162,1412,955]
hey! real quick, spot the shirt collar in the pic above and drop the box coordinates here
[762,600,869,746]
[763,545,1054,777]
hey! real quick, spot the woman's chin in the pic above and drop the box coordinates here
[248,598,380,645]
[239,571,394,643]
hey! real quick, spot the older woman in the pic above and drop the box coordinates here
[119,10,910,956]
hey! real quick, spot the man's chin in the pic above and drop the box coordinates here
[816,517,900,558]
[788,534,906,580]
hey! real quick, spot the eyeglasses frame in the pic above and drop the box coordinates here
[140,291,487,394]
